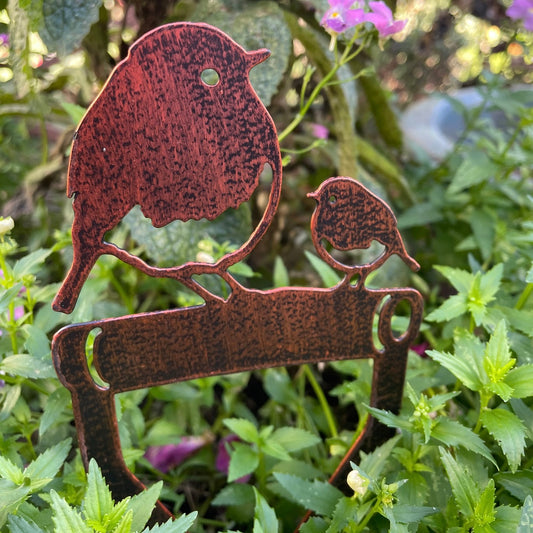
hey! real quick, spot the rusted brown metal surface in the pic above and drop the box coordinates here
[51,22,422,527]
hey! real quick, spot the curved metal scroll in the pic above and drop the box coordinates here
[51,21,423,528]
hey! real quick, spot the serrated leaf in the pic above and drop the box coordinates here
[0,353,56,379]
[0,455,23,483]
[24,439,70,482]
[425,294,467,323]
[495,471,533,501]
[364,406,413,432]
[505,365,533,398]
[358,435,402,480]
[440,448,477,518]
[39,0,103,56]
[0,481,32,528]
[50,490,92,533]
[270,427,320,453]
[483,320,514,384]
[23,324,50,360]
[127,481,163,532]
[481,408,526,472]
[474,479,496,526]
[141,511,197,533]
[427,349,483,391]
[253,487,279,533]
[432,418,496,465]
[326,496,358,532]
[434,265,474,294]
[228,442,259,483]
[223,418,259,443]
[273,473,343,516]
[261,437,291,461]
[83,458,115,522]
[6,514,45,533]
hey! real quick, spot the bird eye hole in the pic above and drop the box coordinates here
[328,195,337,205]
[201,68,220,86]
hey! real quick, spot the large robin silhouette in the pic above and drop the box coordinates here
[308,177,419,282]
[52,23,282,314]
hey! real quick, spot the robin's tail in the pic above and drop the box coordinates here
[393,230,420,272]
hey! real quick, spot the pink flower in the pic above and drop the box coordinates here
[0,269,25,337]
[216,435,251,483]
[365,2,407,37]
[310,123,329,140]
[411,341,430,358]
[321,0,367,34]
[507,0,533,31]
[145,436,208,473]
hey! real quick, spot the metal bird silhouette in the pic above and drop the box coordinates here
[52,23,282,314]
[308,177,419,281]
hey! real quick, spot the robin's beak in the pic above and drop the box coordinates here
[307,191,318,201]
[246,48,271,69]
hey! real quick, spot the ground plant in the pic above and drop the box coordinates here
[1,0,533,531]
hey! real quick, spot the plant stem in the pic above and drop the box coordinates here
[303,364,338,438]
[515,283,533,310]
[354,497,381,532]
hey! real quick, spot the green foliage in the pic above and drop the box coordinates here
[1,1,533,532]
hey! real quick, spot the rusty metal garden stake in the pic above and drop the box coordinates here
[51,22,423,527]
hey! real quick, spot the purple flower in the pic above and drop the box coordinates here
[0,269,25,337]
[321,0,367,34]
[411,341,430,358]
[365,2,407,37]
[145,436,208,473]
[507,0,533,31]
[310,123,329,140]
[0,34,8,47]
[216,435,251,483]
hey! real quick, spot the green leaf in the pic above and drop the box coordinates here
[434,265,474,294]
[0,283,24,315]
[212,483,255,506]
[38,0,103,56]
[432,418,496,465]
[223,418,259,443]
[24,439,70,482]
[470,209,495,262]
[6,514,45,533]
[474,479,496,527]
[40,387,71,436]
[0,353,56,379]
[358,435,402,480]
[127,481,163,532]
[304,251,342,287]
[50,490,92,533]
[253,487,279,533]
[480,408,526,472]
[505,365,533,398]
[0,481,32,528]
[364,406,413,432]
[327,496,359,532]
[427,349,483,391]
[141,512,197,533]
[0,455,23,483]
[270,427,320,453]
[83,458,114,523]
[261,437,291,461]
[273,256,289,288]
[494,470,533,501]
[479,264,503,301]
[448,149,497,194]
[23,325,51,360]
[440,448,477,518]
[483,320,514,387]
[228,442,259,483]
[197,0,291,106]
[273,473,343,516]
[518,495,533,533]
[13,248,52,278]
[61,102,86,125]
[425,294,467,323]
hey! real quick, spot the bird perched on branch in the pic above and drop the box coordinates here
[52,22,282,314]
[308,176,419,282]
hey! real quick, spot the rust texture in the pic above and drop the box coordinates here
[51,22,423,527]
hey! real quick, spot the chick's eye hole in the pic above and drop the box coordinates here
[328,194,337,205]
[201,68,220,86]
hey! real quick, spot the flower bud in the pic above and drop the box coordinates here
[347,469,369,497]
[0,217,14,237]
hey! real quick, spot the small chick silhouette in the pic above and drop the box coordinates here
[308,177,419,281]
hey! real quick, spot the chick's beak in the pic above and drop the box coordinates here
[246,48,271,68]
